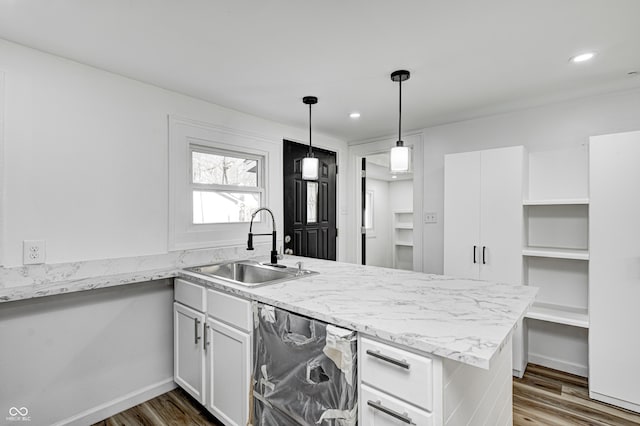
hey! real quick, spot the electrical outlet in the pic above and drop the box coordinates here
[23,240,46,265]
[424,212,438,224]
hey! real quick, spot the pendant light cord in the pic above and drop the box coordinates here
[308,103,313,156]
[398,78,402,145]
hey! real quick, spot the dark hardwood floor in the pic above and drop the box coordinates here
[92,387,223,426]
[95,365,640,425]
[513,364,640,425]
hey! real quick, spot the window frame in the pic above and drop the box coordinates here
[189,144,265,225]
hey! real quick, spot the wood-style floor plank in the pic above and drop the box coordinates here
[96,364,640,425]
[92,387,223,426]
[514,364,640,426]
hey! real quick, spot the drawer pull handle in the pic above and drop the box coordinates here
[194,318,201,344]
[367,400,414,424]
[366,349,410,369]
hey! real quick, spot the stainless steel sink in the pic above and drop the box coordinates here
[185,260,317,287]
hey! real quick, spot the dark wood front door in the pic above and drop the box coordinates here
[283,140,337,260]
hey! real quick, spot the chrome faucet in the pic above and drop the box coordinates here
[247,207,280,266]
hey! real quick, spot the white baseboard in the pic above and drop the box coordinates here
[53,378,177,426]
[528,353,588,377]
[512,369,525,378]
[590,391,640,414]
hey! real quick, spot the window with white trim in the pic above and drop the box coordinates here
[168,116,280,251]
[190,146,264,224]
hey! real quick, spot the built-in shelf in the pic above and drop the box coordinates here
[395,241,414,247]
[523,198,589,206]
[526,302,589,328]
[523,247,589,260]
[395,223,413,229]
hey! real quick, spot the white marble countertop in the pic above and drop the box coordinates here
[0,250,537,369]
[180,256,538,370]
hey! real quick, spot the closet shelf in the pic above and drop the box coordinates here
[394,241,414,247]
[522,247,589,260]
[523,198,589,205]
[526,302,589,328]
[395,223,413,229]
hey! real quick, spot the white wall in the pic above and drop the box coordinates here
[0,38,348,267]
[421,88,640,275]
[365,177,391,268]
[389,179,412,212]
[0,280,174,425]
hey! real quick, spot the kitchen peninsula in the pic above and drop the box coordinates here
[180,255,537,425]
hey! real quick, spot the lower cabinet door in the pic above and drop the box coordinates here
[174,302,206,403]
[361,384,433,426]
[206,317,251,426]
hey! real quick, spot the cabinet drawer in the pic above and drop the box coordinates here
[361,337,433,411]
[361,384,433,426]
[207,289,252,332]
[175,279,206,311]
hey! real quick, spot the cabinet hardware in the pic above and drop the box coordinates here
[367,400,414,424]
[365,349,410,369]
[194,318,201,344]
[473,245,477,264]
[482,246,486,264]
[203,324,209,352]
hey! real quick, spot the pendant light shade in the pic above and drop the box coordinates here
[390,145,410,172]
[301,96,319,180]
[390,70,411,173]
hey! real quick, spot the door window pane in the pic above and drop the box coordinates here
[307,182,318,224]
[192,151,258,186]
[193,191,260,224]
[365,190,374,229]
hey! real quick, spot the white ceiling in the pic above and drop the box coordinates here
[1,0,639,141]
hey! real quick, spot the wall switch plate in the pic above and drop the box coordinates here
[23,240,46,265]
[424,212,438,223]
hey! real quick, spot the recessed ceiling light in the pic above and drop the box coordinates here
[391,175,397,179]
[349,112,361,119]
[570,52,595,63]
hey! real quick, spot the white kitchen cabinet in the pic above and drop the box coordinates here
[174,280,253,426]
[444,146,525,284]
[173,302,206,403]
[589,131,640,413]
[205,317,251,426]
[444,146,526,377]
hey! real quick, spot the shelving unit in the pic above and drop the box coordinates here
[393,210,413,270]
[523,200,589,330]
[518,147,591,378]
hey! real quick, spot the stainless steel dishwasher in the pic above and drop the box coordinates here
[251,303,357,425]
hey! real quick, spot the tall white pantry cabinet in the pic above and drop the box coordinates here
[589,130,640,412]
[443,146,528,376]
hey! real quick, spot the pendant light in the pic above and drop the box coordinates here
[390,70,411,173]
[301,96,319,180]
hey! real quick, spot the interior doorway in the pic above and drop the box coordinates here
[362,152,414,270]
[282,140,337,260]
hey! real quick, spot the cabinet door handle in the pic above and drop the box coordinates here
[482,246,486,265]
[367,400,414,424]
[365,349,410,369]
[473,245,477,264]
[203,323,209,352]
[194,318,201,344]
